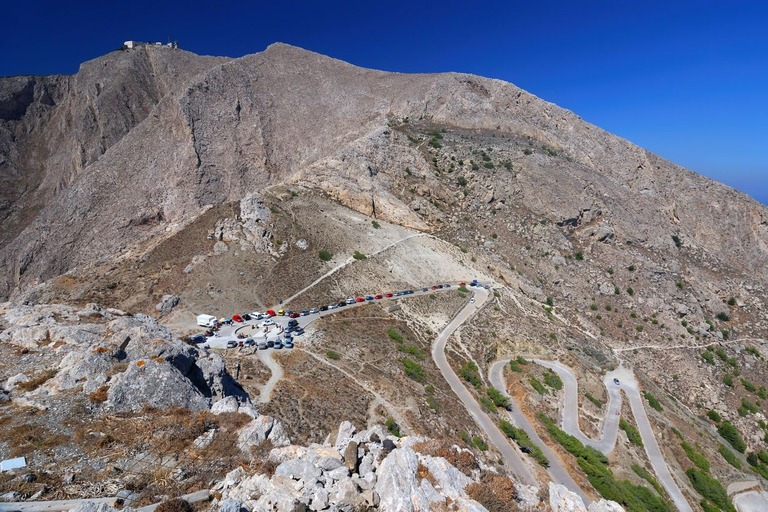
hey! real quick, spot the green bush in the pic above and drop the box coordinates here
[718,444,742,469]
[631,463,665,497]
[530,376,547,395]
[716,312,731,322]
[472,436,488,451]
[352,251,367,260]
[723,374,734,387]
[644,392,663,411]
[546,296,554,307]
[620,418,643,446]
[479,396,495,412]
[681,441,710,471]
[371,220,380,229]
[685,468,734,512]
[385,416,401,437]
[459,361,482,389]
[487,387,511,409]
[585,392,603,407]
[718,421,746,453]
[400,358,425,382]
[706,410,722,423]
[702,351,715,364]
[628,265,636,271]
[398,344,425,360]
[538,414,671,511]
[516,356,528,365]
[458,285,469,293]
[574,251,584,260]
[326,350,341,360]
[544,371,563,391]
[387,328,403,343]
[499,420,549,467]
[509,360,523,373]
[456,176,468,187]
[626,287,634,296]
[741,379,757,393]
[671,235,682,248]
[318,250,333,261]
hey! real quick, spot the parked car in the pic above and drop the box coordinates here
[251,311,262,318]
[406,290,415,294]
[437,285,444,289]
[470,297,475,303]
[242,313,252,321]
[355,297,365,303]
[365,296,374,301]
[320,305,329,311]
[346,297,355,304]
[263,319,275,326]
[189,334,207,344]
[337,301,347,308]
[267,340,275,348]
[328,304,338,310]
[385,293,394,298]
[284,340,294,349]
[277,309,285,316]
[422,287,428,292]
[443,284,451,288]
[232,314,244,323]
[288,319,298,326]
[273,340,283,349]
[310,308,320,314]
[258,340,267,350]
[266,310,276,317]
[431,285,438,290]
[226,340,238,348]
[244,338,255,347]
[289,312,300,318]
[613,378,620,385]
[459,282,466,287]
[300,310,310,316]
[293,327,305,336]
[374,294,383,299]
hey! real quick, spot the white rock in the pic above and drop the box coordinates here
[211,396,240,414]
[549,482,587,512]
[588,499,626,512]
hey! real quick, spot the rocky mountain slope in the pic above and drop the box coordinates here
[2,43,768,511]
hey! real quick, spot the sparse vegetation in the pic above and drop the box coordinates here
[706,410,722,423]
[585,392,603,408]
[487,387,510,409]
[685,468,734,512]
[717,421,746,453]
[400,358,426,382]
[459,361,482,389]
[715,312,730,322]
[387,328,403,343]
[619,418,643,446]
[644,392,663,412]
[681,441,710,471]
[385,416,401,437]
[499,420,549,467]
[530,376,547,395]
[718,444,742,469]
[352,250,367,260]
[371,220,380,229]
[543,370,563,391]
[318,250,333,261]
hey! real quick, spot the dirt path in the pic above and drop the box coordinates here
[256,349,284,404]
[281,233,426,307]
[301,349,412,433]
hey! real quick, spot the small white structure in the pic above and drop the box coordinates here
[123,40,179,50]
[197,314,217,328]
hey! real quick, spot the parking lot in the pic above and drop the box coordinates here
[192,281,488,352]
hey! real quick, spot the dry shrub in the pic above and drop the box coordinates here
[7,425,68,457]
[89,385,110,402]
[413,439,478,475]
[155,498,193,512]
[16,369,57,392]
[466,473,519,512]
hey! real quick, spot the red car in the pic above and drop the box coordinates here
[355,297,365,302]
[374,294,383,299]
[385,293,394,298]
[289,312,300,318]
[431,285,438,290]
[232,314,244,323]
[459,282,466,287]
[266,310,276,317]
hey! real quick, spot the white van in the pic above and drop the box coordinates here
[197,314,217,328]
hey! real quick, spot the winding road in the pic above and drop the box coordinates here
[525,360,692,512]
[430,287,538,486]
[489,360,589,504]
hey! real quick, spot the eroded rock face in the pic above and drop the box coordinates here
[549,482,587,512]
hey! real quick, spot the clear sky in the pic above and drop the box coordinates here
[3,0,767,204]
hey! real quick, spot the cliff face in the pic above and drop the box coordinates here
[0,43,766,301]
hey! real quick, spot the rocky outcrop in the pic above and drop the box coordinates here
[548,483,626,512]
[213,421,532,512]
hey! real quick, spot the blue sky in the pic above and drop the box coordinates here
[3,1,766,204]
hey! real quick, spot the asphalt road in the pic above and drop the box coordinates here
[534,360,621,454]
[535,360,692,512]
[489,360,589,504]
[430,287,538,486]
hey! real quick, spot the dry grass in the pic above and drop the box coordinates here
[412,439,479,476]
[154,498,194,512]
[16,369,57,392]
[7,425,69,457]
[89,385,110,402]
[465,473,519,512]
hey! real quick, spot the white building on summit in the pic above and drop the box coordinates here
[123,40,179,49]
